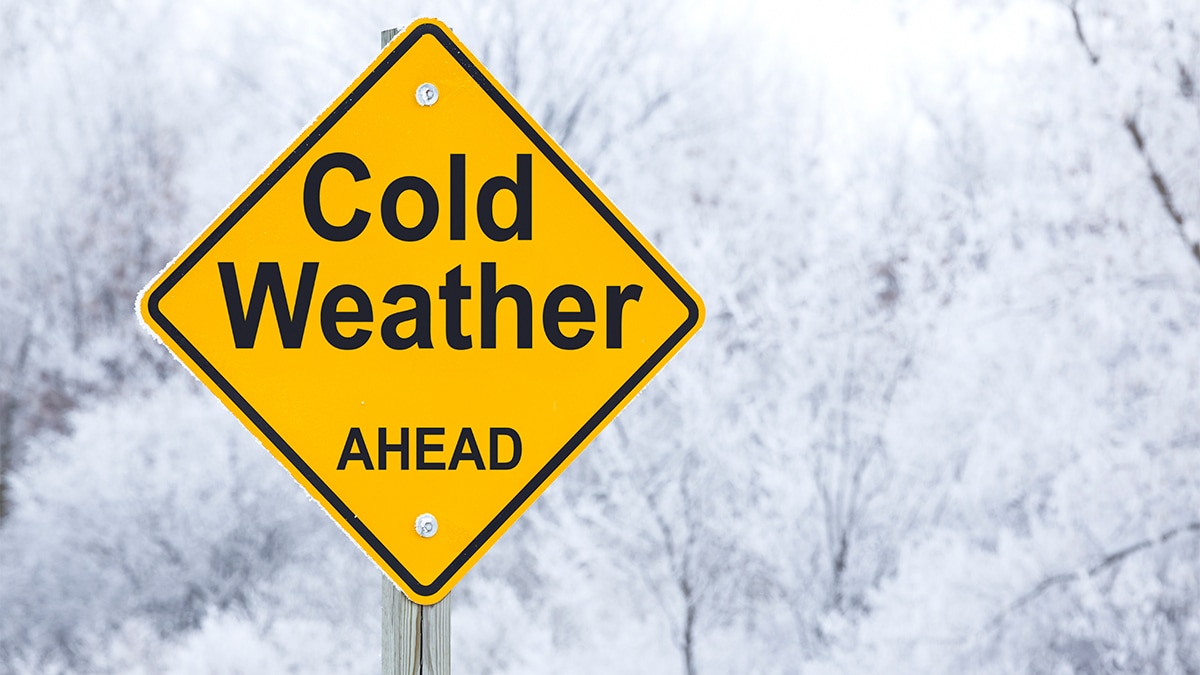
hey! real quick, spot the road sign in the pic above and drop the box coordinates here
[139,18,703,605]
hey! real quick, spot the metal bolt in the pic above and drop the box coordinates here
[416,83,439,106]
[415,513,438,538]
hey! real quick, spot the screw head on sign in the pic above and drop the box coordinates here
[416,83,439,106]
[415,513,438,538]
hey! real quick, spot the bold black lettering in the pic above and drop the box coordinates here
[605,285,642,348]
[305,152,370,242]
[477,154,531,241]
[381,285,433,349]
[381,175,438,242]
[543,285,595,350]
[378,427,409,470]
[439,266,473,350]
[416,427,445,470]
[219,261,318,349]
[481,262,532,349]
[450,154,466,240]
[449,428,486,470]
[320,284,372,350]
[337,427,374,470]
[489,428,521,470]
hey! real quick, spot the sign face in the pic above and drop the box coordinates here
[139,18,703,604]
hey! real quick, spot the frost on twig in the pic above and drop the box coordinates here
[1066,2,1200,267]
[992,520,1200,627]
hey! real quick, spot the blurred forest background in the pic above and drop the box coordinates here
[3,0,1200,672]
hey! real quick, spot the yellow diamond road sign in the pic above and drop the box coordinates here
[139,18,703,604]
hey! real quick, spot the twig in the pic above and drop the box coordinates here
[1064,2,1200,266]
[1068,1,1100,64]
[1123,115,1200,263]
[995,520,1200,624]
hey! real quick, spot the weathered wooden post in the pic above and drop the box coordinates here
[379,26,451,675]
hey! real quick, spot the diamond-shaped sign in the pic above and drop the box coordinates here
[139,18,703,604]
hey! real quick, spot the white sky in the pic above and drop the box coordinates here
[720,0,1038,117]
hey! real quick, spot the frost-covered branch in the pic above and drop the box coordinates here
[1064,2,1200,267]
[1123,114,1200,263]
[0,328,32,523]
[1066,0,1099,64]
[995,520,1200,623]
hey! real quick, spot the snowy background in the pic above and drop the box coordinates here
[3,0,1200,673]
